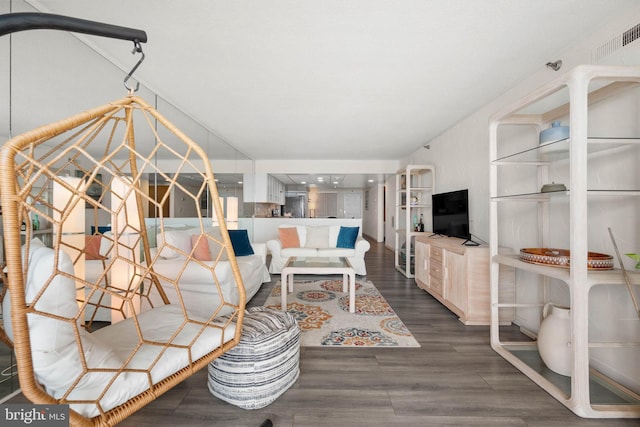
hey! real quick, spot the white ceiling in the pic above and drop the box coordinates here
[17,0,636,165]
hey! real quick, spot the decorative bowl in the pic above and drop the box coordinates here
[519,248,613,270]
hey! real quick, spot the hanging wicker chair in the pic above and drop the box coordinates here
[0,95,246,426]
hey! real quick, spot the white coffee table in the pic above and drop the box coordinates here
[280,256,356,313]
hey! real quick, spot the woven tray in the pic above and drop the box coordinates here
[519,248,614,270]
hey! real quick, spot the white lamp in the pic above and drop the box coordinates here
[212,196,225,227]
[53,176,86,310]
[111,176,142,234]
[110,176,142,322]
[226,196,238,230]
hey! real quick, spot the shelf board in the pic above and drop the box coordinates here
[498,344,640,407]
[492,191,558,202]
[492,189,640,201]
[492,136,640,165]
[493,254,640,287]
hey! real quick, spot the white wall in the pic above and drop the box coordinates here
[401,8,640,393]
[362,183,384,242]
[307,187,364,219]
[384,174,396,250]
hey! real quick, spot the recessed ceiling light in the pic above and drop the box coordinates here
[333,181,338,184]
[237,181,243,184]
[368,179,374,183]
[301,181,306,184]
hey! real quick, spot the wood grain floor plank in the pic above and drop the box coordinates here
[7,237,638,426]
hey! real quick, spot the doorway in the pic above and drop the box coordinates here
[343,193,362,218]
[148,185,171,218]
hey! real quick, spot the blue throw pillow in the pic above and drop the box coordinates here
[336,226,359,249]
[228,229,254,256]
[91,225,112,235]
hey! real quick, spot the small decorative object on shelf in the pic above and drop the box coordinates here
[625,252,640,269]
[519,248,614,270]
[540,182,567,193]
[608,228,640,320]
[537,303,572,376]
[539,120,570,143]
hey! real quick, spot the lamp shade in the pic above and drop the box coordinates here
[110,176,142,323]
[212,196,225,226]
[111,176,141,234]
[53,176,85,234]
[227,196,238,222]
[53,176,86,310]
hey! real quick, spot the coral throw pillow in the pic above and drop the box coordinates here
[85,235,104,260]
[191,234,212,261]
[279,227,300,248]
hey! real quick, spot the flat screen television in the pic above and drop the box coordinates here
[432,189,470,239]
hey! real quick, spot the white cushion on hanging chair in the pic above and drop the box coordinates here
[3,239,238,418]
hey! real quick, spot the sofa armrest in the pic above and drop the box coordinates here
[251,242,267,264]
[266,239,282,257]
[266,239,285,274]
[354,237,371,255]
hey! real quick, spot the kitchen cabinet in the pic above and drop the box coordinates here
[243,173,285,204]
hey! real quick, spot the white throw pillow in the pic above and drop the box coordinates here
[157,229,192,259]
[203,226,229,261]
[99,231,114,258]
[305,226,330,249]
[4,239,125,402]
[295,226,307,247]
[328,225,341,247]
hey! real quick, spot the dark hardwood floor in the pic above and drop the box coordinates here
[7,238,638,426]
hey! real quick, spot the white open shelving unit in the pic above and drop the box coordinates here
[489,65,640,418]
[395,165,435,278]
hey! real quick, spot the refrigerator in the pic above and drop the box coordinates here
[285,195,307,218]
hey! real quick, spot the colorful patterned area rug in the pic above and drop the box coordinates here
[263,278,420,347]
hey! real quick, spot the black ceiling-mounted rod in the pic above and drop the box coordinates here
[0,12,147,43]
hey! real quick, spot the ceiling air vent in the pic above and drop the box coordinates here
[623,22,640,46]
[593,21,640,63]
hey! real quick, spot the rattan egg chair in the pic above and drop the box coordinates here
[0,95,246,426]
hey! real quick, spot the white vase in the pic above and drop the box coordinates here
[537,303,572,376]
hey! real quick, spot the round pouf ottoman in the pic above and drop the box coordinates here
[207,306,301,409]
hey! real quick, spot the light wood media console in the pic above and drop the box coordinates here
[415,235,513,325]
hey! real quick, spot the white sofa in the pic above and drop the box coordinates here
[84,226,271,322]
[267,225,370,275]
